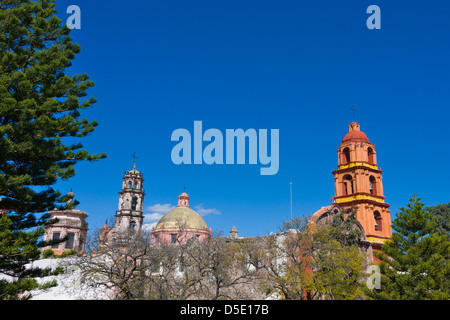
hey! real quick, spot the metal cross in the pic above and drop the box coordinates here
[131,152,138,169]
[350,106,357,122]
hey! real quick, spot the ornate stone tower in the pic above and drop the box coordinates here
[333,122,392,248]
[115,162,145,233]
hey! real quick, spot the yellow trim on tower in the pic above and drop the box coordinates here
[366,236,387,244]
[335,194,385,204]
[338,162,379,170]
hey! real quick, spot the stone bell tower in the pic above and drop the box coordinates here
[115,161,145,233]
[332,122,392,249]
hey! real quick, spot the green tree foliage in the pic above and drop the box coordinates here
[368,196,450,300]
[0,215,62,299]
[428,203,450,240]
[331,209,363,247]
[265,215,367,300]
[0,0,105,299]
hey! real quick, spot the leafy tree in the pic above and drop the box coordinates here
[262,216,367,300]
[331,208,363,247]
[0,0,105,299]
[368,196,450,300]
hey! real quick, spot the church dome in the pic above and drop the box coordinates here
[155,207,207,231]
[342,122,369,142]
[154,191,208,231]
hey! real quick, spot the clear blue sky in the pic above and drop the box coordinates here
[53,0,450,237]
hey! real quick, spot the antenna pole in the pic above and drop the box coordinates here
[290,181,293,220]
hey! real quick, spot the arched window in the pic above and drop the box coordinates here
[374,211,382,231]
[129,220,136,231]
[128,181,132,188]
[52,233,61,249]
[368,147,375,165]
[369,176,377,195]
[343,174,354,195]
[131,197,138,210]
[342,148,351,165]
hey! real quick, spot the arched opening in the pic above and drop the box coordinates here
[368,147,375,165]
[369,176,377,195]
[129,220,136,231]
[128,181,132,189]
[342,147,351,165]
[343,174,354,195]
[131,197,138,210]
[374,211,382,231]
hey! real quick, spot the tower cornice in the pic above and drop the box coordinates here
[334,192,386,203]
[332,166,383,176]
[336,161,380,171]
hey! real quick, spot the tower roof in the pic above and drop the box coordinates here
[342,122,369,143]
[177,191,190,208]
[127,161,141,174]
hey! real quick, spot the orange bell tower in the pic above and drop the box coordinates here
[333,122,392,248]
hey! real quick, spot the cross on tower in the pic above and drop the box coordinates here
[350,106,357,122]
[131,152,138,169]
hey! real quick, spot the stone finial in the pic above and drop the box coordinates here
[229,226,238,239]
[65,191,75,208]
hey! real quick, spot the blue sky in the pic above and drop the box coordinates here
[53,0,450,237]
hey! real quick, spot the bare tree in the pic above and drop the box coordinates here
[69,223,268,300]
[184,231,266,300]
[74,227,155,300]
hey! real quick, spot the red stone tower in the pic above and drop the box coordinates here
[333,122,392,249]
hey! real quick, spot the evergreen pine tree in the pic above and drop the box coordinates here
[428,203,450,240]
[368,196,450,300]
[0,0,105,299]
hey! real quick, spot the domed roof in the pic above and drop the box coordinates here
[342,122,369,143]
[155,207,207,231]
[127,162,141,175]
